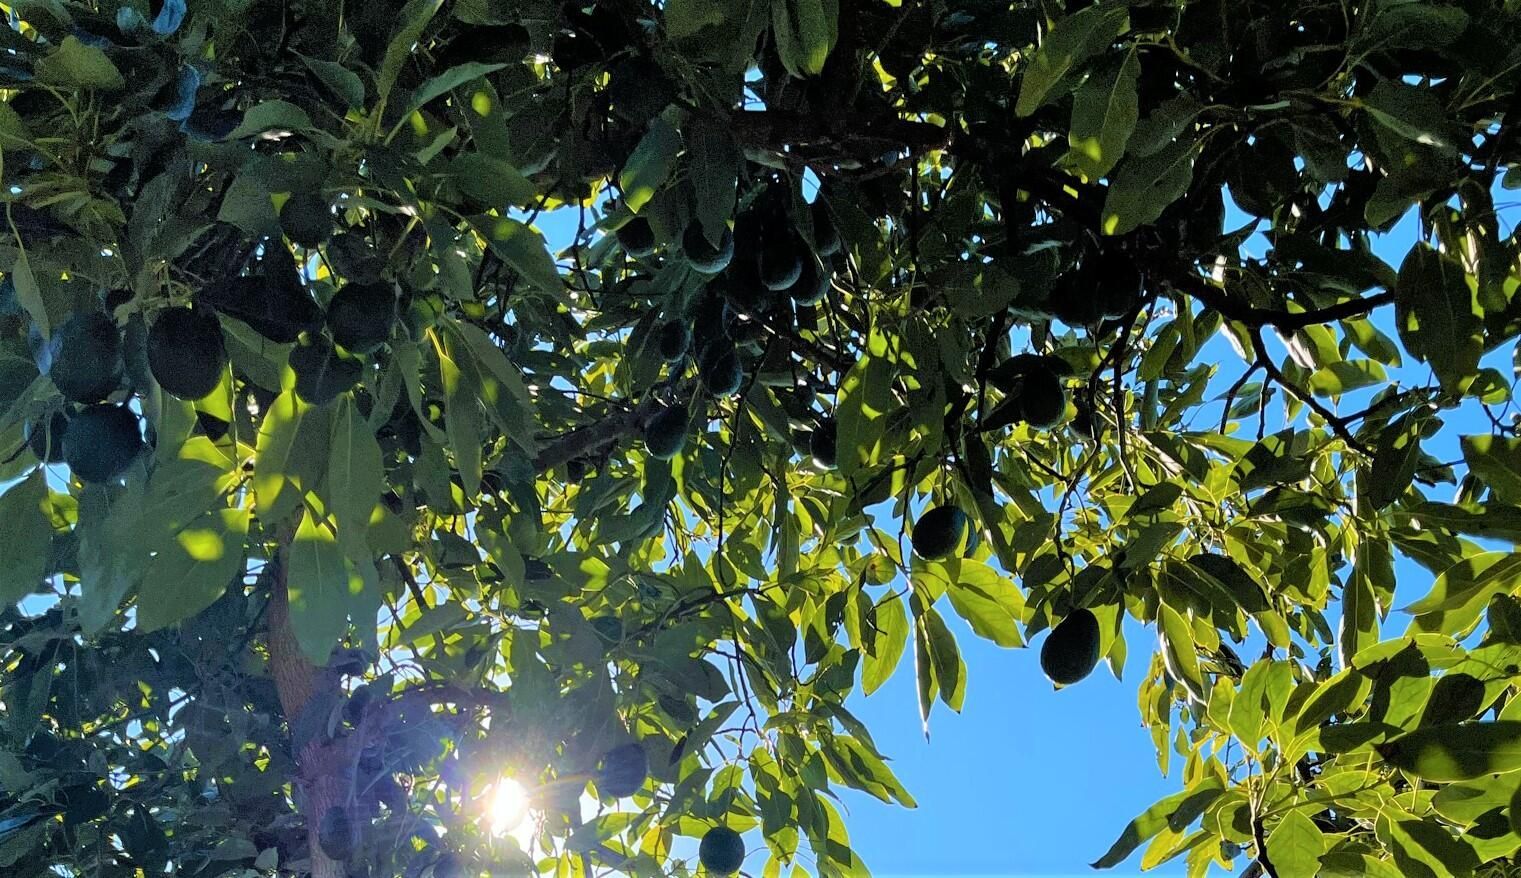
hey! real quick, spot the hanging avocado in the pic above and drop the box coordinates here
[290,335,362,406]
[699,826,745,876]
[911,506,970,560]
[683,222,735,275]
[616,216,657,258]
[325,281,398,355]
[643,405,688,460]
[1040,608,1102,686]
[63,404,145,484]
[48,312,124,403]
[147,307,227,400]
[280,191,334,248]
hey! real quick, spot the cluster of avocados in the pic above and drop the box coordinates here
[32,309,146,484]
[1045,247,1145,328]
[631,182,843,467]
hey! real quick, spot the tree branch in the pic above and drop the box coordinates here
[1251,815,1280,878]
[1249,327,1374,458]
[1171,271,1394,330]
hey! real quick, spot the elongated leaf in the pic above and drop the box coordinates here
[835,352,893,480]
[438,340,482,506]
[136,507,250,632]
[619,118,681,213]
[943,560,1025,648]
[1396,244,1481,392]
[863,594,907,696]
[1462,435,1521,506]
[378,0,445,102]
[921,605,965,711]
[253,390,329,524]
[1016,3,1130,116]
[1101,135,1198,235]
[285,515,358,664]
[1378,722,1521,782]
[403,62,506,118]
[1064,47,1140,180]
[0,472,52,607]
[35,36,125,91]
[326,397,382,544]
[471,215,562,296]
[1266,811,1324,878]
[1405,552,1521,617]
[1158,602,1205,700]
[1091,779,1223,868]
[1368,411,1428,510]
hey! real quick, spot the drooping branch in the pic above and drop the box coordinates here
[1249,327,1374,458]
[1172,272,1395,330]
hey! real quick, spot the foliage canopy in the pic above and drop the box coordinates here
[1,0,1521,876]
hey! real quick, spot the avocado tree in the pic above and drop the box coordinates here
[1,0,1521,875]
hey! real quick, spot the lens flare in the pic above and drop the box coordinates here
[487,777,530,837]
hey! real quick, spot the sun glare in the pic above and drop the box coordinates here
[487,777,531,838]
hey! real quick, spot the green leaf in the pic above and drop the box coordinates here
[1016,3,1129,116]
[0,472,52,607]
[1090,779,1224,869]
[1308,360,1387,397]
[686,117,741,244]
[253,390,329,525]
[1385,815,1481,877]
[450,152,536,208]
[665,0,730,40]
[1064,47,1140,181]
[470,215,562,295]
[1378,722,1521,782]
[0,101,32,150]
[1462,435,1521,506]
[449,321,538,454]
[1101,135,1198,235]
[941,560,1025,648]
[9,244,48,340]
[1266,811,1325,878]
[136,507,250,632]
[439,339,482,505]
[863,593,907,696]
[378,0,445,102]
[1157,602,1205,700]
[921,605,965,711]
[226,101,318,140]
[1368,411,1428,510]
[1363,80,1456,156]
[298,54,366,110]
[326,397,382,544]
[1405,551,1521,632]
[1339,538,1388,669]
[771,0,837,77]
[285,515,359,664]
[403,62,506,118]
[1396,244,1481,392]
[619,117,682,214]
[35,36,125,91]
[835,351,893,480]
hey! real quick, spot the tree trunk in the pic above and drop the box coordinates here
[267,546,347,878]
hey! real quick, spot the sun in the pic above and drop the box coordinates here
[486,777,534,846]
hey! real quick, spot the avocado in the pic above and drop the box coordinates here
[1093,251,1143,320]
[290,336,362,406]
[809,418,837,469]
[64,404,144,484]
[699,826,745,875]
[811,199,841,257]
[48,312,123,403]
[643,405,688,460]
[197,245,322,344]
[326,232,384,284]
[590,614,624,646]
[1018,364,1066,429]
[317,806,353,862]
[1040,608,1102,686]
[26,410,69,463]
[785,249,830,306]
[684,222,735,275]
[911,506,970,560]
[617,216,657,258]
[597,742,648,798]
[758,227,803,291]
[326,282,397,355]
[280,192,333,248]
[656,319,691,363]
[698,342,743,397]
[147,307,227,400]
[1421,673,1487,725]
